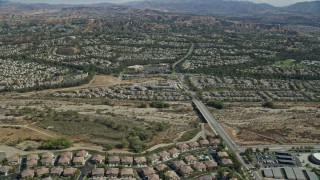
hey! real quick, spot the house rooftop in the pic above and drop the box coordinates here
[92,168,105,176]
[142,167,155,176]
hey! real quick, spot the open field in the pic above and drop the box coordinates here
[209,102,320,145]
[0,126,45,143]
[0,96,200,152]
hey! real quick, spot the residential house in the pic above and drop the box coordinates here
[168,148,180,158]
[184,155,197,165]
[192,162,206,172]
[21,169,35,179]
[42,177,53,180]
[209,138,220,146]
[158,151,171,161]
[108,156,120,166]
[172,160,186,170]
[148,174,160,180]
[142,167,156,178]
[154,163,168,172]
[50,167,63,176]
[0,166,11,176]
[179,165,194,177]
[134,157,147,167]
[73,156,85,166]
[60,152,73,159]
[92,168,105,179]
[63,167,77,177]
[188,142,199,150]
[199,139,210,147]
[76,150,88,158]
[149,154,160,165]
[6,156,20,165]
[27,159,38,168]
[217,152,229,159]
[120,168,134,179]
[41,157,54,166]
[42,152,54,159]
[27,154,39,161]
[36,167,49,177]
[164,171,179,180]
[106,168,119,179]
[221,159,233,166]
[199,175,216,180]
[58,156,71,166]
[121,157,133,167]
[177,144,189,152]
[204,160,218,170]
[92,154,105,164]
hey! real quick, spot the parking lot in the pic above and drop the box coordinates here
[252,152,302,168]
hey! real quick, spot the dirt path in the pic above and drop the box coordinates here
[0,124,55,138]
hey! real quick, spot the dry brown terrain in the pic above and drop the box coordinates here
[0,126,48,143]
[0,71,199,151]
[209,102,320,145]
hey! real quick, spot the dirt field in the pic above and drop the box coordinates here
[0,126,50,144]
[209,102,320,145]
[0,96,200,150]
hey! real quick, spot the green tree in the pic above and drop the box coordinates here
[40,138,73,150]
[262,101,275,109]
[138,102,147,108]
[103,144,114,151]
[207,101,224,109]
[121,139,130,148]
[128,136,146,153]
[150,101,170,108]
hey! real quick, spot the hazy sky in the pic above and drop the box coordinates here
[8,0,317,7]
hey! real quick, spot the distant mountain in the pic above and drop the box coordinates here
[0,0,8,4]
[126,0,277,15]
[127,0,320,16]
[286,1,320,15]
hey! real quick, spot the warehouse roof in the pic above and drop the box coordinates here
[292,168,306,180]
[263,169,273,178]
[305,170,317,180]
[284,167,296,180]
[272,168,283,179]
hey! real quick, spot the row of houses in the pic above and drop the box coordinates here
[1,137,224,179]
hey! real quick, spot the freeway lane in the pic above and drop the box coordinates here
[193,99,238,152]
[172,43,194,72]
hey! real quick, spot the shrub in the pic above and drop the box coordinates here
[153,122,170,131]
[24,146,34,151]
[128,136,146,153]
[207,101,224,109]
[138,102,147,108]
[150,101,170,108]
[39,137,72,150]
[103,144,114,151]
[262,101,275,108]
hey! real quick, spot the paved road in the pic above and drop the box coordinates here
[172,43,194,71]
[240,144,320,152]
